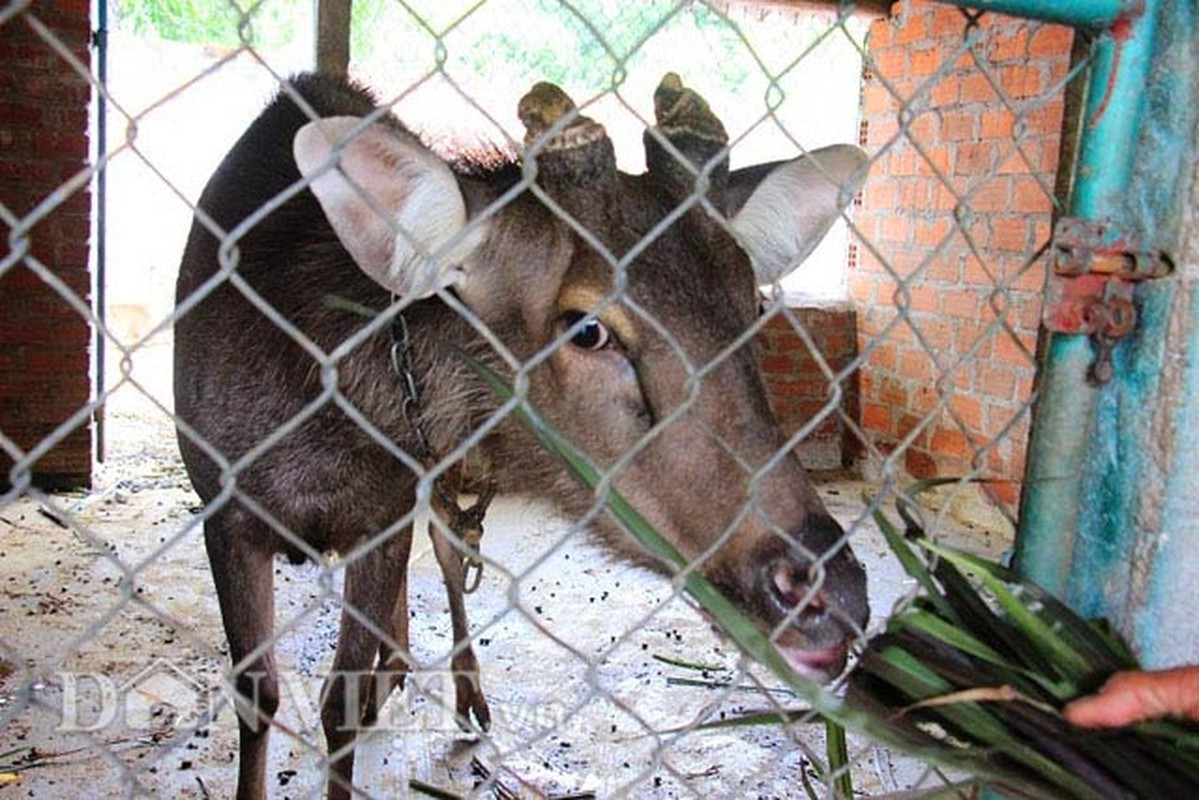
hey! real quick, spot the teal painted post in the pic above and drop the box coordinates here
[928,0,1161,599]
[945,0,1126,28]
[1010,336,1095,592]
[1015,1,1161,598]
[1134,281,1199,660]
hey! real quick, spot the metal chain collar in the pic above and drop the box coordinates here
[390,311,493,593]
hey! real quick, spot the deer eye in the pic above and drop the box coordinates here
[561,311,611,351]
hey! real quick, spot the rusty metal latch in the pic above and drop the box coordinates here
[1044,218,1173,384]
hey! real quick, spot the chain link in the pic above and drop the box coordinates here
[391,309,492,592]
[0,1,1082,795]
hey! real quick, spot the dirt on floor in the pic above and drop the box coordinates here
[0,341,1011,799]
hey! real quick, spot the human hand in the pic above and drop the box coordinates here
[1064,666,1199,728]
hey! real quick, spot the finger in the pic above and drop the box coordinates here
[1064,672,1153,728]
[1065,667,1199,728]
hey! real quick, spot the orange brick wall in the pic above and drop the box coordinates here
[759,309,859,471]
[851,2,1074,506]
[0,1,94,489]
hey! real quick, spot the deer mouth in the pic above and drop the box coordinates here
[692,603,852,683]
[773,635,849,683]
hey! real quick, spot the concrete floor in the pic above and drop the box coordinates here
[0,338,1010,798]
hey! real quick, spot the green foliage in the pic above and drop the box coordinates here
[350,0,751,99]
[112,0,307,50]
[109,0,846,139]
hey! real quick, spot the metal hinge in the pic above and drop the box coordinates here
[1044,217,1173,384]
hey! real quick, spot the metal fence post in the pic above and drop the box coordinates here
[316,0,351,76]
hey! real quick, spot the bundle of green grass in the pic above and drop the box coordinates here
[847,494,1199,800]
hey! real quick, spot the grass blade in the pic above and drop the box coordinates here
[860,644,1107,800]
[897,609,1023,678]
[688,708,817,731]
[870,501,959,623]
[919,542,1093,684]
[826,718,853,799]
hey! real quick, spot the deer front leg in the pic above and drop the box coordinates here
[362,527,413,727]
[429,488,491,731]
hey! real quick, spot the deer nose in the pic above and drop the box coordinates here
[768,558,832,626]
[761,514,868,645]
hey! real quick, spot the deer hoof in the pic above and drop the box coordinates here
[455,673,491,732]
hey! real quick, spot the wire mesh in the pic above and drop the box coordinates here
[0,0,1085,797]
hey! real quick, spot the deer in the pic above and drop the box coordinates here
[174,71,870,799]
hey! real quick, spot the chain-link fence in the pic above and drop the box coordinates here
[1,1,1093,797]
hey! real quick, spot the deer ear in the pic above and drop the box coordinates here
[730,144,868,285]
[293,116,485,298]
